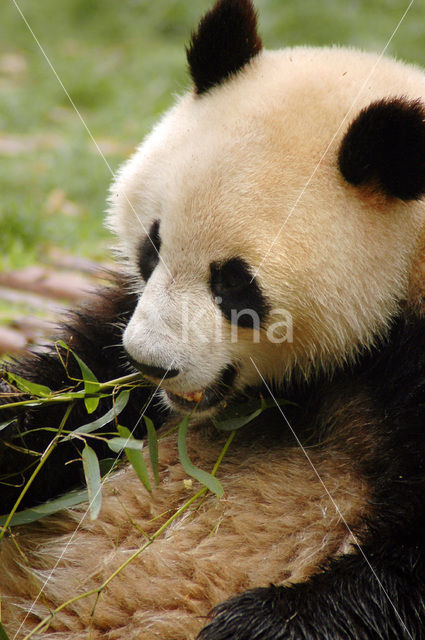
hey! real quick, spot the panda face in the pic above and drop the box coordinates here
[109,46,425,416]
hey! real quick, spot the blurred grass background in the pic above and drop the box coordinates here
[1,0,425,272]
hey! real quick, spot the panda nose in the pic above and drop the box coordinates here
[126,355,180,380]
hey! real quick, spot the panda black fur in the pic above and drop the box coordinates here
[2,0,425,637]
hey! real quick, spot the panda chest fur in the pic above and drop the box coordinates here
[0,404,371,636]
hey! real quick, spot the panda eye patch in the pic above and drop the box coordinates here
[210,258,270,328]
[138,219,161,281]
[210,258,252,294]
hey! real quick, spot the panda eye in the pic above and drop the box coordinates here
[210,258,252,295]
[138,219,161,281]
[209,257,269,329]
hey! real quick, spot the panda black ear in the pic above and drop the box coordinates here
[186,0,262,95]
[338,98,425,201]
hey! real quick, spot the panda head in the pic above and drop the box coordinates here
[108,0,425,416]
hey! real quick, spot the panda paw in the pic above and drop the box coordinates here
[197,585,295,640]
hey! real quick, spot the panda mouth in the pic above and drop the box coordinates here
[163,365,237,413]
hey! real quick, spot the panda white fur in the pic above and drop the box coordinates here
[1,0,425,638]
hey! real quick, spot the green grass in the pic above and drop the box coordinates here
[1,0,425,270]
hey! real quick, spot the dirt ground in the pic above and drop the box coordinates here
[0,252,108,356]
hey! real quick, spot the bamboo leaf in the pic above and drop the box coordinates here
[0,621,11,640]
[84,395,100,414]
[118,426,152,492]
[213,398,294,431]
[57,340,101,412]
[213,406,264,431]
[0,418,16,433]
[107,437,144,453]
[60,391,87,399]
[6,372,51,397]
[82,445,102,520]
[144,415,160,486]
[99,458,116,476]
[66,390,130,438]
[178,416,223,498]
[0,488,89,526]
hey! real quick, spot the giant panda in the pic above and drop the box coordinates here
[1,0,425,638]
